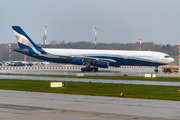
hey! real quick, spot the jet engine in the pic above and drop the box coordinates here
[93,61,109,68]
[68,59,84,65]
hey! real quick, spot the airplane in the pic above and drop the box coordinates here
[12,26,174,72]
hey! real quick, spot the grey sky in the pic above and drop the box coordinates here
[1,0,180,45]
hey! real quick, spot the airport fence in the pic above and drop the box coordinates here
[0,65,178,70]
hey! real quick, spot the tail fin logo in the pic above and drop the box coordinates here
[13,30,33,48]
[12,26,41,55]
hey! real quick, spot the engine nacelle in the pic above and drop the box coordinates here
[93,61,109,68]
[68,59,84,65]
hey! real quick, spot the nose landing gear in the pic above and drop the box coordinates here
[154,66,158,72]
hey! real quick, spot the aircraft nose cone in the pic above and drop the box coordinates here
[170,58,174,63]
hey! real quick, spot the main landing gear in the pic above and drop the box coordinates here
[81,67,98,72]
[154,66,158,72]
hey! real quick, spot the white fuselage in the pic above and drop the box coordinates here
[43,48,174,65]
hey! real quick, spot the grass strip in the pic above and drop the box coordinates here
[0,79,180,101]
[1,73,180,82]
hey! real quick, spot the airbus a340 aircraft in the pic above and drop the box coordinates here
[12,26,174,72]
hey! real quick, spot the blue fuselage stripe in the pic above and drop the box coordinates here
[23,53,164,66]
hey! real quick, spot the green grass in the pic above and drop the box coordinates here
[0,79,180,101]
[1,73,180,82]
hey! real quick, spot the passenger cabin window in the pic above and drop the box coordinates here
[164,55,170,58]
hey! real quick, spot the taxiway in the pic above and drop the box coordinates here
[0,75,180,86]
[1,90,180,120]
[0,65,180,77]
[0,65,180,119]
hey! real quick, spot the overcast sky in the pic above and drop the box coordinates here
[1,0,180,45]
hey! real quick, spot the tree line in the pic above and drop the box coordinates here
[0,42,178,61]
[48,41,178,55]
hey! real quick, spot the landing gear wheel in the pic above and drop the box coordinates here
[90,67,94,71]
[86,67,93,72]
[93,67,98,72]
[86,68,90,72]
[81,67,96,72]
[81,68,86,72]
[154,69,158,72]
[154,67,158,72]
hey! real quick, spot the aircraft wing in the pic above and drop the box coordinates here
[48,53,116,63]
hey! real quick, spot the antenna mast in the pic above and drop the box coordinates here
[138,37,143,51]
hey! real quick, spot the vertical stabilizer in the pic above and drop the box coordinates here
[12,26,42,49]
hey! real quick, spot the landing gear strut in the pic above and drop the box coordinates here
[154,66,158,72]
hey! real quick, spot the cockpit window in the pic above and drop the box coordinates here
[164,55,170,58]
